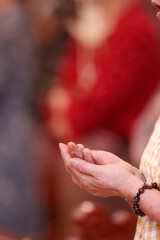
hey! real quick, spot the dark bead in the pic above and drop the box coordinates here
[138,188,144,194]
[134,201,138,204]
[133,203,139,209]
[153,182,158,189]
[135,209,141,215]
[134,196,140,201]
[140,212,145,217]
[143,184,147,189]
[137,192,141,197]
[135,207,139,211]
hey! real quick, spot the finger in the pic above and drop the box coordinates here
[69,166,93,190]
[59,143,82,174]
[83,148,94,163]
[64,160,91,189]
[59,143,90,189]
[75,144,84,158]
[91,150,103,165]
[68,142,77,157]
[71,174,80,186]
[69,157,99,176]
[59,143,72,171]
[59,143,71,160]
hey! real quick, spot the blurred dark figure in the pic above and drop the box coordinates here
[0,0,46,237]
[26,0,76,117]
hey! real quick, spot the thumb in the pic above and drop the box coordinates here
[70,157,99,176]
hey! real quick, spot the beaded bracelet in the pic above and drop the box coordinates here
[133,182,160,217]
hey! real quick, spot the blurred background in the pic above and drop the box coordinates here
[0,0,160,239]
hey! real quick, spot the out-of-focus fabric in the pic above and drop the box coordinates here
[134,116,160,239]
[0,3,44,237]
[45,2,160,140]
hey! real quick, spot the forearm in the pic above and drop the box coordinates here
[122,174,160,224]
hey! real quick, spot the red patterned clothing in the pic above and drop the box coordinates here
[50,3,160,139]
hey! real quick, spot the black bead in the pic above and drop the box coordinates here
[134,196,140,201]
[137,192,141,197]
[133,203,139,209]
[143,184,147,189]
[153,182,158,189]
[140,212,145,217]
[135,209,141,215]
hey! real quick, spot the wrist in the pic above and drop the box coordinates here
[133,167,146,182]
[121,175,143,205]
[132,182,160,217]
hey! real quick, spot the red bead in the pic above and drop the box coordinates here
[144,183,153,189]
[138,187,144,194]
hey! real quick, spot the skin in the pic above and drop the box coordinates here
[60,142,142,200]
[59,0,160,224]
[59,142,160,223]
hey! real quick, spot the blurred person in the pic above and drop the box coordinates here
[0,0,46,237]
[27,0,76,119]
[40,1,160,234]
[58,2,160,239]
[42,0,160,154]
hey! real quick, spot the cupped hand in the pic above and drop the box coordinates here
[67,142,136,175]
[59,143,141,199]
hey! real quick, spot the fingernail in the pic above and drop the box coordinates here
[59,143,65,148]
[71,158,79,168]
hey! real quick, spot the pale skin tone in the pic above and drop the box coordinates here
[59,0,160,224]
[59,142,160,224]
